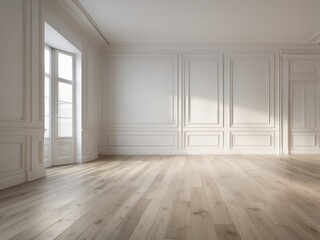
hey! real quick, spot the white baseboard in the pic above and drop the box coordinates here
[0,173,27,191]
[79,152,99,163]
[290,149,320,154]
[27,168,46,181]
[99,149,181,155]
[99,149,280,155]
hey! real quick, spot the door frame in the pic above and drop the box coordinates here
[281,53,320,154]
[44,45,77,167]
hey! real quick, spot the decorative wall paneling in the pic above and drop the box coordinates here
[101,52,280,154]
[0,0,102,190]
[0,0,26,126]
[0,0,46,190]
[102,54,179,129]
[100,54,180,154]
[182,54,225,153]
[0,134,26,190]
[227,54,279,154]
[283,54,320,154]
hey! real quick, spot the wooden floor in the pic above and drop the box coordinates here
[0,155,319,240]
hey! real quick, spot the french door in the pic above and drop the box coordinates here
[44,46,76,167]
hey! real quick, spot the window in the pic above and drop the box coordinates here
[44,47,52,139]
[55,51,74,138]
[44,47,75,139]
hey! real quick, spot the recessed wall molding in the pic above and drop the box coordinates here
[101,52,281,154]
[230,132,274,149]
[102,54,179,129]
[0,134,27,189]
[228,54,275,128]
[0,0,27,124]
[184,132,223,150]
[101,131,179,152]
[183,54,224,128]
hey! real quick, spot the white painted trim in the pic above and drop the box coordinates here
[80,152,99,163]
[182,54,224,129]
[27,168,46,181]
[0,173,27,191]
[102,44,320,54]
[227,54,276,128]
[282,53,320,154]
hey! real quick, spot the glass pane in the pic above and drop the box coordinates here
[45,116,50,138]
[58,82,73,102]
[58,118,73,137]
[45,97,50,116]
[45,77,50,97]
[58,102,72,118]
[58,52,73,80]
[45,48,51,74]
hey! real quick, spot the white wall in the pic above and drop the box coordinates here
[100,47,320,155]
[101,54,179,154]
[0,0,45,190]
[99,49,281,154]
[82,45,101,161]
[0,0,102,190]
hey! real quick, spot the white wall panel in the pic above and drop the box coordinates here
[184,55,223,128]
[107,134,174,147]
[0,136,25,173]
[291,134,317,147]
[31,135,44,170]
[184,132,223,152]
[229,55,274,128]
[84,48,100,129]
[100,132,179,154]
[0,0,25,122]
[290,80,318,129]
[188,135,219,146]
[290,81,305,128]
[0,134,27,189]
[305,82,317,129]
[29,133,46,181]
[290,60,320,79]
[103,54,178,129]
[230,132,274,150]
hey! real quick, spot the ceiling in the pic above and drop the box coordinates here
[77,0,320,45]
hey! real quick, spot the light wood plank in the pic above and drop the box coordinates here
[0,155,318,240]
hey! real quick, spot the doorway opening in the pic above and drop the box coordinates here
[44,23,81,167]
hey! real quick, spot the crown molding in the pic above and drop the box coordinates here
[101,43,320,54]
[48,0,107,46]
[71,0,110,45]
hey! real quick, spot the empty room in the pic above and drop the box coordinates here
[0,0,320,239]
